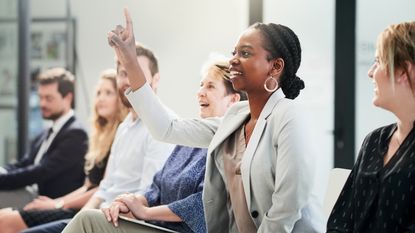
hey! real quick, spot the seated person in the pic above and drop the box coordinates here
[18,42,174,233]
[327,21,415,233]
[0,68,88,208]
[61,58,246,233]
[0,70,127,233]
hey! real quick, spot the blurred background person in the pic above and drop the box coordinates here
[0,68,88,209]
[18,43,174,233]
[0,69,128,233]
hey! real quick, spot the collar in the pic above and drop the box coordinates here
[259,88,285,120]
[124,112,141,127]
[51,109,74,133]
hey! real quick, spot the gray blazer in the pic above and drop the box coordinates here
[127,84,324,233]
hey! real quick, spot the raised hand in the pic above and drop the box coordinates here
[107,8,147,91]
[107,8,137,72]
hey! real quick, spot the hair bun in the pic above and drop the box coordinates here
[293,75,305,90]
[281,74,305,99]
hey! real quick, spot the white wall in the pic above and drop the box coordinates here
[32,0,249,129]
[29,0,336,183]
[355,0,415,154]
[264,0,335,194]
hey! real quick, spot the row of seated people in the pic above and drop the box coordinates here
[1,15,415,233]
[0,44,248,233]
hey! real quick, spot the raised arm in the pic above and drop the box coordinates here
[108,8,146,91]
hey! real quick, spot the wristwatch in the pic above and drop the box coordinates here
[54,200,64,209]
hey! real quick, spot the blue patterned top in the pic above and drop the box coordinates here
[145,145,207,233]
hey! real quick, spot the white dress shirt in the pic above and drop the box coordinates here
[94,112,174,207]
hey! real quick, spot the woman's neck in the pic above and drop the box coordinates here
[396,118,415,142]
[246,92,272,120]
[394,102,415,142]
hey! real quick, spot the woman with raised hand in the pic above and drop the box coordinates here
[101,9,323,233]
[327,21,415,233]
[0,69,128,233]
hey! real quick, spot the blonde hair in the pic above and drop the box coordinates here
[377,21,415,91]
[84,69,128,172]
[200,55,247,100]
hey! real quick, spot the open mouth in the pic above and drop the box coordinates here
[230,70,243,79]
[199,102,209,108]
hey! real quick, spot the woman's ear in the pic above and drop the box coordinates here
[405,61,415,82]
[228,93,241,105]
[396,61,414,84]
[270,58,284,77]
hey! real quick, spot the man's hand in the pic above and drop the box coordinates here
[23,196,56,210]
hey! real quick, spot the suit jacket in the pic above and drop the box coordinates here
[0,116,88,198]
[127,84,324,233]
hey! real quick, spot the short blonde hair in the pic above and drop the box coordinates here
[377,21,415,90]
[200,58,247,101]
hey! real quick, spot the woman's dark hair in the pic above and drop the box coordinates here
[252,22,305,99]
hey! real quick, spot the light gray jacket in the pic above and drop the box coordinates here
[127,84,324,233]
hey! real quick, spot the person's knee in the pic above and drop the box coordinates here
[64,209,106,233]
[74,209,108,226]
[0,211,15,226]
[73,209,101,223]
[0,211,26,233]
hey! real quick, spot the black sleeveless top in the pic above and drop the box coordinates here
[86,151,109,188]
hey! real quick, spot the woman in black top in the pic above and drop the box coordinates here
[0,69,128,233]
[327,21,415,233]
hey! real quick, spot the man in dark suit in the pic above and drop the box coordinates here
[0,68,88,208]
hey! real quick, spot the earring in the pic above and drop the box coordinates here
[264,76,279,92]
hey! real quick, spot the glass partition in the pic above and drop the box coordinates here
[0,0,18,165]
[355,0,415,155]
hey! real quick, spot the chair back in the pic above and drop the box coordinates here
[323,168,351,217]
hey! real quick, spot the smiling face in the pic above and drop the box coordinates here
[368,56,390,108]
[229,28,274,95]
[197,71,236,118]
[95,78,118,120]
[367,52,408,112]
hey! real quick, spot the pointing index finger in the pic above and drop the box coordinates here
[123,8,133,34]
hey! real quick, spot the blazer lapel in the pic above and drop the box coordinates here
[44,116,75,155]
[29,133,47,163]
[241,118,266,207]
[241,89,285,208]
[208,108,250,155]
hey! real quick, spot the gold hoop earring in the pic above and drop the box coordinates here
[264,76,279,92]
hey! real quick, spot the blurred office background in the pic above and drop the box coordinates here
[0,0,413,191]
